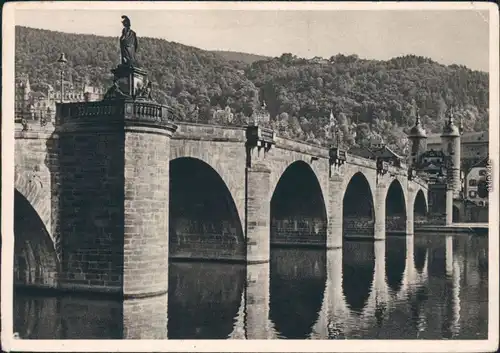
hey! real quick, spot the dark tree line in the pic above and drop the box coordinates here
[15,26,489,154]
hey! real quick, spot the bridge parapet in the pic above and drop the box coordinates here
[347,153,377,170]
[274,136,329,159]
[174,122,246,142]
[56,100,176,131]
[387,163,407,178]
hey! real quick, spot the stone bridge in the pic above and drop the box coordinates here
[12,99,428,298]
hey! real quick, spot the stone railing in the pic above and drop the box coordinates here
[387,163,407,177]
[347,153,377,170]
[56,100,174,128]
[173,122,246,142]
[274,136,329,159]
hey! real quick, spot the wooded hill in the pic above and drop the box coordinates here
[15,26,489,154]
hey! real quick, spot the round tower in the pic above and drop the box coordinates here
[407,114,427,168]
[441,108,461,198]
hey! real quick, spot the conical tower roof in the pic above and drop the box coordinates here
[441,108,460,137]
[408,114,427,138]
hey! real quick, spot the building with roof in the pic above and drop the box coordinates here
[15,75,104,123]
[407,109,488,224]
[465,156,490,207]
[427,131,488,172]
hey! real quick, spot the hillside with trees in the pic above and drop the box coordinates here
[211,50,270,65]
[15,26,489,155]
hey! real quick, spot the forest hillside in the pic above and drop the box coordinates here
[15,26,489,154]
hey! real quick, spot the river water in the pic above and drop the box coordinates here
[13,233,488,339]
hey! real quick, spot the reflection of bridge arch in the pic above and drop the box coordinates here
[169,157,245,261]
[311,239,431,338]
[13,295,61,338]
[269,248,326,338]
[414,236,429,275]
[342,241,375,313]
[385,179,407,233]
[167,262,246,339]
[391,237,429,303]
[342,172,375,238]
[270,161,327,247]
[385,236,407,293]
[14,189,59,288]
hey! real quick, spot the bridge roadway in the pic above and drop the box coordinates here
[12,99,429,300]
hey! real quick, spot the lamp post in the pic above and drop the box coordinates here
[57,53,68,103]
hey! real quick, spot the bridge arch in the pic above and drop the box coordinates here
[413,189,428,224]
[169,157,245,261]
[14,189,59,287]
[14,173,52,244]
[385,178,407,233]
[270,160,327,246]
[342,171,375,238]
[169,142,246,238]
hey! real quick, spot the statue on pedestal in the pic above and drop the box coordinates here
[103,15,150,101]
[120,16,138,67]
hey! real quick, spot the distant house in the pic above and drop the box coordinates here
[348,144,404,168]
[465,156,489,207]
[416,150,448,183]
[370,145,404,168]
[15,74,104,122]
[427,131,488,170]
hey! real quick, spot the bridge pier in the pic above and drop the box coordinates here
[374,186,387,240]
[406,204,414,235]
[327,180,343,248]
[445,189,454,226]
[56,93,177,297]
[245,263,272,339]
[245,164,271,264]
[245,126,274,264]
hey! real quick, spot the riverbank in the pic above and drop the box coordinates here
[416,222,488,236]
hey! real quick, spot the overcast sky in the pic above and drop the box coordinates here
[14,7,490,72]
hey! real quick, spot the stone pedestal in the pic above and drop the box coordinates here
[56,80,177,297]
[111,64,148,98]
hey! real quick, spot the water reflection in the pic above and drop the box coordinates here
[385,236,406,293]
[270,248,326,339]
[414,236,428,274]
[168,262,245,339]
[13,233,488,340]
[342,241,375,313]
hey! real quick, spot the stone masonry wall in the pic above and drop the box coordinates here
[14,129,54,245]
[123,131,170,296]
[270,217,327,247]
[57,130,125,293]
[14,127,60,288]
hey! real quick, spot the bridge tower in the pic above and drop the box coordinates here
[407,114,427,169]
[440,109,461,225]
